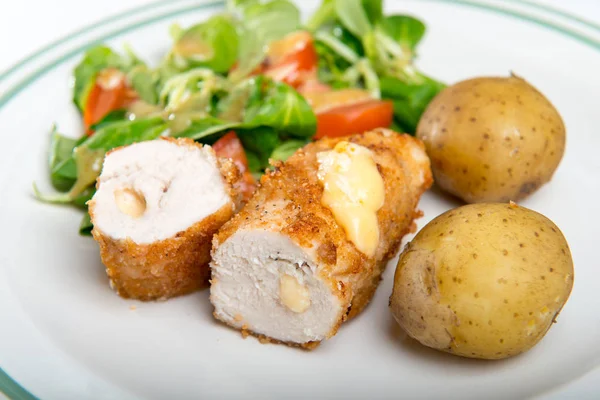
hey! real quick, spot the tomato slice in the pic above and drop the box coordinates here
[230,31,318,88]
[212,131,249,173]
[264,31,318,88]
[314,100,394,139]
[212,131,257,201]
[83,68,136,135]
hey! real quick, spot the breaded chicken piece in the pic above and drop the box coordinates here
[210,129,433,347]
[89,138,242,301]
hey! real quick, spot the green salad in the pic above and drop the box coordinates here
[36,0,443,235]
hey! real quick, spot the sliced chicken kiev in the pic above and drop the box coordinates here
[210,129,432,348]
[89,138,242,301]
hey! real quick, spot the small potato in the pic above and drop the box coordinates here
[417,74,565,203]
[389,203,574,360]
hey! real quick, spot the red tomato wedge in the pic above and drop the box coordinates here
[212,131,250,173]
[83,68,136,135]
[230,31,318,89]
[263,31,318,88]
[212,131,257,201]
[314,100,394,139]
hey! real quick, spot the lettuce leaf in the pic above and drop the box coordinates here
[168,15,239,73]
[228,0,301,82]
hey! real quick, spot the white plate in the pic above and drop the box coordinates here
[1,0,599,399]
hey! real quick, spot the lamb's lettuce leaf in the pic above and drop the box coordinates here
[173,117,240,141]
[128,65,160,104]
[79,213,94,236]
[242,77,316,138]
[48,128,78,191]
[228,0,301,82]
[380,75,445,133]
[168,15,239,73]
[270,140,306,162]
[334,0,372,38]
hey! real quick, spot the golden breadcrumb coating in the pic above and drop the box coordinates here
[213,129,433,347]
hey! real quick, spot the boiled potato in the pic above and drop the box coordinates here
[389,203,574,360]
[416,74,565,203]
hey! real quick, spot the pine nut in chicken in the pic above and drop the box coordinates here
[114,187,147,218]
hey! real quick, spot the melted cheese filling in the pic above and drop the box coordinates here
[317,141,385,257]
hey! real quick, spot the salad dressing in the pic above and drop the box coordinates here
[173,37,213,59]
[303,88,373,114]
[127,101,163,120]
[59,147,107,201]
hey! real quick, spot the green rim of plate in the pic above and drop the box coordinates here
[0,0,176,82]
[0,0,598,398]
[0,369,37,400]
[507,0,600,32]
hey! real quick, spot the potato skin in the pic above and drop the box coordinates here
[389,203,574,360]
[416,75,565,203]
